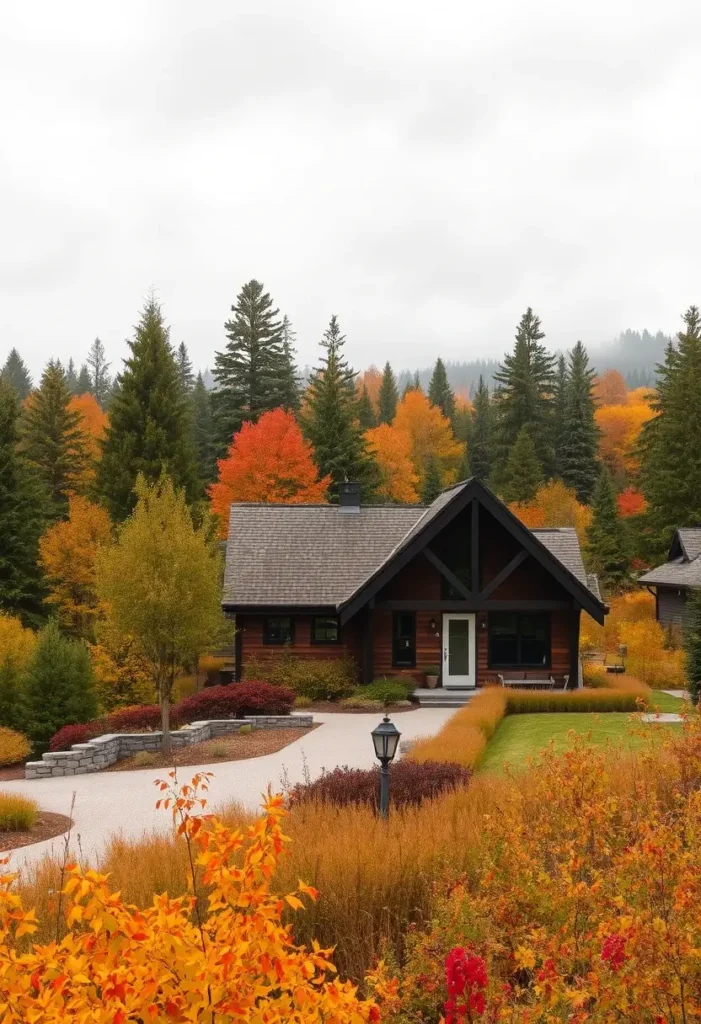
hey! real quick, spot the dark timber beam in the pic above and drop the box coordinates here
[423,548,472,599]
[570,608,581,688]
[471,499,480,594]
[363,598,375,684]
[479,549,528,600]
[377,599,571,611]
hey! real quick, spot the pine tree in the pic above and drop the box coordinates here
[640,306,701,560]
[303,315,376,501]
[97,297,198,520]
[421,455,443,503]
[493,308,556,480]
[428,358,455,421]
[76,363,92,394]
[0,379,46,624]
[192,372,218,484]
[0,658,23,730]
[177,342,195,394]
[1,348,32,399]
[553,354,567,476]
[559,341,599,503]
[357,384,377,429]
[87,337,111,406]
[65,358,78,394]
[21,360,87,519]
[684,591,701,705]
[280,315,300,411]
[587,468,630,593]
[378,361,399,424]
[468,376,493,481]
[501,425,543,504]
[212,280,289,449]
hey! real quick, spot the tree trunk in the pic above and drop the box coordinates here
[161,693,172,758]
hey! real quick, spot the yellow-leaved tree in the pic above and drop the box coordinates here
[364,423,420,502]
[96,475,227,754]
[509,480,593,545]
[392,390,464,492]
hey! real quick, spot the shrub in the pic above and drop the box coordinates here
[245,652,357,701]
[505,685,648,713]
[293,695,312,709]
[582,662,610,688]
[363,677,417,703]
[106,704,180,733]
[340,696,384,711]
[131,750,159,768]
[49,722,101,752]
[289,759,471,810]
[620,619,687,689]
[177,682,295,722]
[0,727,31,767]
[0,791,38,831]
[408,687,508,767]
[238,724,253,735]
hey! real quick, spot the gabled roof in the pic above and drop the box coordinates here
[639,528,701,589]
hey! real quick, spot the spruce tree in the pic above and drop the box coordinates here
[97,297,198,520]
[280,315,301,411]
[553,354,567,476]
[0,379,46,623]
[493,308,556,480]
[1,348,32,399]
[428,358,455,421]
[212,279,289,449]
[87,337,111,406]
[378,361,399,424]
[684,591,701,705]
[177,342,195,394]
[65,358,78,394]
[192,372,218,484]
[0,657,23,730]
[357,384,377,429]
[559,341,599,502]
[303,315,376,501]
[21,360,87,519]
[468,375,493,481]
[501,425,543,503]
[76,363,92,394]
[421,455,443,503]
[587,468,630,593]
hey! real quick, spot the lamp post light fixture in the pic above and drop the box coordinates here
[371,715,401,819]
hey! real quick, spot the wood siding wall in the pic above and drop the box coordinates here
[238,615,362,677]
[656,586,691,627]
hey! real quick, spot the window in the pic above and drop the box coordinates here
[263,616,294,646]
[312,616,340,644]
[392,612,416,667]
[489,613,550,668]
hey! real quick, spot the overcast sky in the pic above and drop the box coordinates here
[2,0,700,379]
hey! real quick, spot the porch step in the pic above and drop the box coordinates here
[413,687,476,708]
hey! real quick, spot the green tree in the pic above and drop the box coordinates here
[280,315,301,412]
[428,358,455,421]
[467,375,493,482]
[21,620,97,748]
[559,341,599,502]
[96,475,227,755]
[684,592,701,705]
[87,337,111,406]
[76,364,92,394]
[177,342,195,394]
[97,297,198,521]
[212,280,290,449]
[501,425,543,503]
[421,454,443,503]
[378,361,399,424]
[65,358,78,394]
[21,360,87,519]
[357,384,377,429]
[0,380,46,623]
[587,468,630,593]
[192,372,218,485]
[303,315,376,501]
[0,657,23,730]
[640,306,701,560]
[553,354,567,476]
[1,348,32,399]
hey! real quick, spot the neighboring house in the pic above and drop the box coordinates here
[222,478,606,689]
[639,528,701,626]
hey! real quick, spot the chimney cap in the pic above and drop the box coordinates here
[339,481,361,513]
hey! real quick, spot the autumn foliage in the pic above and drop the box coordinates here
[392,390,464,490]
[617,485,647,517]
[68,393,108,489]
[593,368,628,406]
[596,390,655,476]
[509,479,592,544]
[364,423,420,502]
[209,409,330,535]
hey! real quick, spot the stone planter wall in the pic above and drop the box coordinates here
[25,715,314,779]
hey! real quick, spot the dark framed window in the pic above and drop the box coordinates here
[392,612,416,668]
[263,616,294,646]
[489,613,550,668]
[312,616,340,644]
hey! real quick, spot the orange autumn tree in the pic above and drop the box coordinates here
[357,365,382,412]
[392,390,464,491]
[365,423,420,502]
[617,485,647,518]
[38,496,113,640]
[593,368,628,406]
[209,408,331,536]
[509,479,592,545]
[596,395,654,476]
[69,393,108,490]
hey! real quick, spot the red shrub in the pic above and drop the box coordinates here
[288,759,471,811]
[49,722,101,752]
[177,682,295,723]
[105,704,182,733]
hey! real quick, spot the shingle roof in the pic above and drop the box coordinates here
[678,529,701,562]
[223,486,600,610]
[639,528,701,589]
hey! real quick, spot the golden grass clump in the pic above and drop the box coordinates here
[0,791,38,831]
[0,727,31,767]
[407,687,507,768]
[504,684,648,714]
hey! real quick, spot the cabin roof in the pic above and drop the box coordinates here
[639,527,701,589]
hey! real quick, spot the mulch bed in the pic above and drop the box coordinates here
[0,764,26,782]
[0,812,73,852]
[103,725,318,772]
[304,702,418,714]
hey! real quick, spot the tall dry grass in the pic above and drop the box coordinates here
[407,687,507,768]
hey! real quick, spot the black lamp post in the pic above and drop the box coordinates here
[371,715,401,819]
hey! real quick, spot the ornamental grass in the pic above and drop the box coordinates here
[0,792,38,831]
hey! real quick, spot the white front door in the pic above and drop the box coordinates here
[442,613,476,688]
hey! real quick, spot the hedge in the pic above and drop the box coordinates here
[177,682,295,722]
[288,759,471,810]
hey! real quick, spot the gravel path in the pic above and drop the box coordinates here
[2,709,453,869]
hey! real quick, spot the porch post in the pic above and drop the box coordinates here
[570,607,581,689]
[363,599,375,684]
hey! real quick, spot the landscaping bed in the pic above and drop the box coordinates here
[301,701,417,715]
[0,811,73,852]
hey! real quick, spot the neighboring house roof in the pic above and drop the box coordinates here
[639,528,701,589]
[223,479,605,621]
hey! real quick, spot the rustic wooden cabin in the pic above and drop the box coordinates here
[639,528,701,626]
[222,479,606,691]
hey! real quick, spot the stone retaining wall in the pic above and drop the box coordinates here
[25,715,314,779]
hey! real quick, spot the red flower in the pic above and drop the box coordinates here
[601,934,628,972]
[445,948,487,1021]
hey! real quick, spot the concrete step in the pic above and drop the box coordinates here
[413,687,476,708]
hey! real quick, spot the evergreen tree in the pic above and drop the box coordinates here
[559,341,599,502]
[684,591,701,705]
[65,358,78,394]
[303,315,376,501]
[21,620,97,748]
[176,342,195,394]
[76,363,92,394]
[553,354,567,475]
[212,279,289,449]
[192,372,218,484]
[0,348,32,399]
[0,657,22,730]
[21,360,87,519]
[587,468,630,593]
[357,384,377,429]
[501,425,543,503]
[87,337,111,406]
[280,315,301,411]
[378,361,399,424]
[0,379,46,623]
[421,455,443,504]
[97,297,198,520]
[428,358,455,421]
[640,306,701,560]
[467,375,493,482]
[493,308,556,479]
